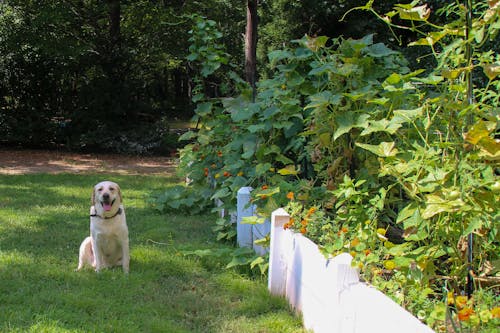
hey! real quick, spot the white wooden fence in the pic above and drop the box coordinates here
[236,188,435,333]
[236,187,270,256]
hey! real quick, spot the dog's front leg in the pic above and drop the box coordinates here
[121,238,130,274]
[92,234,104,272]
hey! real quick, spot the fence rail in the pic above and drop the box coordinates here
[236,188,435,333]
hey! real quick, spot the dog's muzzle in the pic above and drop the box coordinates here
[101,194,115,212]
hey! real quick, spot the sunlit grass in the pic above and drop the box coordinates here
[0,173,305,333]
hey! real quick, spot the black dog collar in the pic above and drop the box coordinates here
[90,208,122,220]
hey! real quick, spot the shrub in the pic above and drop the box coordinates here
[164,4,499,331]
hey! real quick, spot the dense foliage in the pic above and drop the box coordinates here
[0,0,429,153]
[157,1,500,331]
[0,0,246,153]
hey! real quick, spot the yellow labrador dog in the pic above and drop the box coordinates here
[77,181,129,273]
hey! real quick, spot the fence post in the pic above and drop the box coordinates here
[268,208,290,296]
[236,187,254,248]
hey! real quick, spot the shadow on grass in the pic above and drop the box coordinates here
[0,174,305,333]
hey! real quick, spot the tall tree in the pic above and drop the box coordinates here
[245,0,258,101]
[107,0,121,50]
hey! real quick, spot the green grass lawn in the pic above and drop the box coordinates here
[0,173,305,333]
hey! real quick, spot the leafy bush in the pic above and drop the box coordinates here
[168,3,499,331]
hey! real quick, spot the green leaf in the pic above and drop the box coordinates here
[250,256,265,269]
[195,102,212,116]
[478,137,500,156]
[463,218,483,236]
[412,75,443,85]
[397,203,417,223]
[211,187,230,200]
[356,142,398,157]
[483,63,500,80]
[393,107,424,123]
[409,31,447,46]
[395,4,430,21]
[384,73,402,85]
[464,121,495,144]
[334,113,370,140]
[286,71,305,86]
[421,194,465,219]
[365,43,399,57]
[360,118,402,136]
[231,103,259,122]
[276,154,294,165]
[308,62,336,76]
[255,187,280,198]
[255,162,272,176]
[241,216,266,225]
[367,97,390,105]
[248,123,268,133]
[393,256,414,268]
[405,228,429,241]
[387,243,412,256]
[268,50,293,65]
[278,165,298,175]
[305,91,342,110]
[179,131,198,141]
[226,256,253,268]
[242,135,258,159]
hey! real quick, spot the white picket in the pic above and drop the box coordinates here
[267,207,435,333]
[236,186,270,255]
[236,187,254,248]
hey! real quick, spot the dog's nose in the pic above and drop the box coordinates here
[103,193,110,200]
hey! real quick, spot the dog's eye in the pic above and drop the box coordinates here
[98,187,103,192]
[109,187,115,191]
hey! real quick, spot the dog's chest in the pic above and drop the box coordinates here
[91,216,127,251]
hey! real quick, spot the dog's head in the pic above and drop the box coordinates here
[92,181,122,217]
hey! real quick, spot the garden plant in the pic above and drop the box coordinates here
[157,1,500,332]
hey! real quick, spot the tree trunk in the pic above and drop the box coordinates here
[107,0,121,52]
[245,0,258,101]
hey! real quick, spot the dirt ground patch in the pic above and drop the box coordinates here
[0,149,177,175]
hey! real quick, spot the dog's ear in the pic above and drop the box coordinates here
[91,186,96,206]
[117,184,122,203]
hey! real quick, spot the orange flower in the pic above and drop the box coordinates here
[286,192,295,200]
[217,151,223,157]
[223,171,231,177]
[351,238,360,247]
[364,249,371,256]
[491,307,500,318]
[341,226,349,233]
[300,219,308,226]
[300,227,307,234]
[457,307,475,321]
[306,207,316,216]
[261,185,268,190]
[284,218,295,230]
